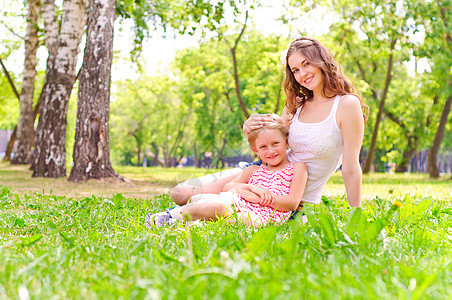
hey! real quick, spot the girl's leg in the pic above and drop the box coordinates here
[170,168,242,206]
[235,212,265,228]
[180,196,235,221]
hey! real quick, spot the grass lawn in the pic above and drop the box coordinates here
[0,161,451,299]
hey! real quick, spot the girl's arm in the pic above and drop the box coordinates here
[261,162,308,211]
[223,165,261,203]
[337,94,364,207]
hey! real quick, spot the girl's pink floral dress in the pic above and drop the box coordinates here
[231,163,294,225]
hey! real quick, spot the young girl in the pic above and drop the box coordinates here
[171,37,366,210]
[146,115,308,228]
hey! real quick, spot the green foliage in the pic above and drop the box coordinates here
[0,73,19,130]
[0,178,451,298]
[111,75,187,166]
[312,0,451,168]
[116,0,255,60]
[110,31,288,167]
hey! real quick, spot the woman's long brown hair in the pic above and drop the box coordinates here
[283,37,368,122]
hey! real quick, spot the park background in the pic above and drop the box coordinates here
[0,0,451,299]
[0,0,450,177]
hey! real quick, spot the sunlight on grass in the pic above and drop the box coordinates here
[0,162,451,298]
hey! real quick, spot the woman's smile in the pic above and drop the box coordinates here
[288,51,323,93]
[304,75,314,85]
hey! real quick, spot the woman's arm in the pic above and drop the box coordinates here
[262,162,308,211]
[338,94,365,207]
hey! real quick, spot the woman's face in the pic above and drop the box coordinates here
[288,51,323,94]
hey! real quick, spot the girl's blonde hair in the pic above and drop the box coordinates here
[283,37,368,122]
[247,114,289,148]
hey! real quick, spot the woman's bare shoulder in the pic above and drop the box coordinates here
[337,94,364,129]
[339,94,361,107]
[338,94,362,117]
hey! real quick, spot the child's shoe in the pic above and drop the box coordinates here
[145,209,175,228]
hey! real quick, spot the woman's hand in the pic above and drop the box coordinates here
[243,113,275,135]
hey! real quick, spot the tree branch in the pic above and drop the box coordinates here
[426,95,439,127]
[0,57,21,101]
[345,40,379,102]
[230,10,250,119]
[0,19,24,40]
[384,108,407,132]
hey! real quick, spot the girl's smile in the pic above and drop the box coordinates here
[252,128,288,169]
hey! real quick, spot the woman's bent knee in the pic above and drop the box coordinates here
[170,183,195,206]
[170,168,242,206]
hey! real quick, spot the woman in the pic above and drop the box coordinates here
[171,36,367,209]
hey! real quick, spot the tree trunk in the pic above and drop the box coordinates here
[384,108,421,173]
[395,138,419,173]
[274,73,284,114]
[4,127,17,161]
[428,94,452,178]
[31,0,87,177]
[193,143,200,168]
[0,58,20,162]
[136,137,141,167]
[3,0,58,163]
[150,141,159,166]
[229,11,249,120]
[363,39,396,173]
[12,0,41,164]
[42,0,59,61]
[68,0,119,182]
[215,137,227,169]
[428,2,451,178]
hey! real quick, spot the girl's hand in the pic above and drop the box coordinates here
[243,113,275,135]
[259,196,275,207]
[251,186,275,206]
[237,190,261,204]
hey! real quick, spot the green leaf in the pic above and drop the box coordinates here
[317,212,337,246]
[19,234,42,247]
[344,207,363,239]
[155,249,179,263]
[245,226,278,258]
[14,218,26,228]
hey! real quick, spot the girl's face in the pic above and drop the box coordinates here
[288,51,323,94]
[252,129,288,167]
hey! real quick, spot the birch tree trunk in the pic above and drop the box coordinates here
[11,0,41,164]
[68,0,120,182]
[31,0,87,177]
[41,0,59,62]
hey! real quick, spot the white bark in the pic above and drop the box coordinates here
[32,0,88,177]
[41,0,58,61]
[69,0,120,181]
[54,0,87,75]
[13,0,41,164]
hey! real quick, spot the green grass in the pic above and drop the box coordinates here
[0,163,451,299]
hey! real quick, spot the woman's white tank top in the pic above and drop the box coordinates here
[287,95,343,204]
